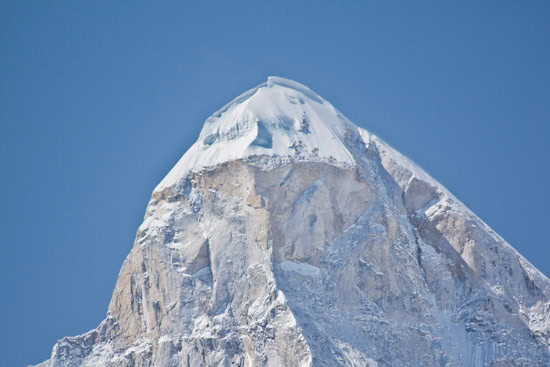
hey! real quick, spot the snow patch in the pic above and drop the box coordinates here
[280,260,321,277]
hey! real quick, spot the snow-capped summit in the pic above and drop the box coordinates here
[156,77,356,191]
[36,78,550,366]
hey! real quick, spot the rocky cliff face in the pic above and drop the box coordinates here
[36,77,550,366]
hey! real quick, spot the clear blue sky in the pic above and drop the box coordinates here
[1,1,549,366]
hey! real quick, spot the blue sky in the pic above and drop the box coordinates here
[1,1,549,365]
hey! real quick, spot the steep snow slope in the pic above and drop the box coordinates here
[35,77,550,367]
[156,77,355,191]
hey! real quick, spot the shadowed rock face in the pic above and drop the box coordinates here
[35,79,550,366]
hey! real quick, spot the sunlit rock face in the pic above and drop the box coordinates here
[36,78,550,367]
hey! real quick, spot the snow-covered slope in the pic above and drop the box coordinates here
[156,77,355,191]
[35,77,550,366]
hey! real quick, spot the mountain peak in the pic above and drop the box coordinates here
[36,77,550,366]
[156,77,357,191]
[265,76,323,100]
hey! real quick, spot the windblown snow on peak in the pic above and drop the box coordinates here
[156,77,357,191]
